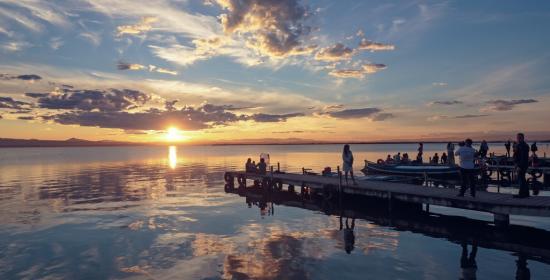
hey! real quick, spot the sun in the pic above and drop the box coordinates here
[165,127,185,142]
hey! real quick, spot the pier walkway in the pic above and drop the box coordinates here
[224,170,550,226]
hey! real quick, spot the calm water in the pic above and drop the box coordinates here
[1,143,550,279]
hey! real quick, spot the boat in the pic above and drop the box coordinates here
[361,160,461,179]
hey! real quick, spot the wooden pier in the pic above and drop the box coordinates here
[224,170,550,226]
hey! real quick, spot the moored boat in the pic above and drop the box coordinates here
[361,160,461,179]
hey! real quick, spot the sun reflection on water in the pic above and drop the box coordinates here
[168,146,177,169]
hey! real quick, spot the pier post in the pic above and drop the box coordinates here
[277,162,280,172]
[494,213,510,227]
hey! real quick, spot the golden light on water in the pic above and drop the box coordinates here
[165,127,187,142]
[168,146,177,169]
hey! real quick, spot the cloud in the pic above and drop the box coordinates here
[0,74,42,81]
[357,38,395,52]
[246,113,304,122]
[454,114,489,119]
[429,100,463,106]
[428,114,488,121]
[79,32,102,47]
[1,41,31,52]
[117,62,146,71]
[328,63,386,79]
[484,99,538,111]
[26,88,151,112]
[432,82,448,86]
[41,102,304,131]
[117,61,178,76]
[315,43,354,61]
[117,16,157,36]
[0,96,32,109]
[319,107,392,121]
[214,0,314,58]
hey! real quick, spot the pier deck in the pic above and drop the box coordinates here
[224,171,550,225]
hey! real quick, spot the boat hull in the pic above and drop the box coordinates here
[361,160,461,180]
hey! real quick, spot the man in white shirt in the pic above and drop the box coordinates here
[455,139,477,197]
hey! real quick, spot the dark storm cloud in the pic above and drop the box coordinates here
[430,100,463,106]
[0,96,32,109]
[42,103,304,131]
[0,74,42,81]
[26,88,150,112]
[485,99,538,111]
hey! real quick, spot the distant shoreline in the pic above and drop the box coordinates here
[1,138,549,148]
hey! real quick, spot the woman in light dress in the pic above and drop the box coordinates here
[342,144,357,185]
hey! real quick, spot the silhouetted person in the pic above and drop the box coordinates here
[531,142,538,157]
[432,153,439,164]
[479,140,489,158]
[460,241,478,280]
[393,152,401,163]
[456,138,477,197]
[340,216,355,254]
[447,142,456,165]
[402,153,410,164]
[342,144,357,185]
[417,143,424,163]
[257,158,267,175]
[441,152,448,164]
[386,154,393,163]
[505,140,512,158]
[514,133,530,198]
[245,158,253,172]
[251,161,257,173]
[516,255,531,280]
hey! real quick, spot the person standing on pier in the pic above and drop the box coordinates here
[514,133,530,198]
[417,143,424,163]
[447,142,455,165]
[456,139,477,197]
[342,144,357,185]
[505,139,512,158]
[479,140,489,158]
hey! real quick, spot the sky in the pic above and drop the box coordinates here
[1,0,550,143]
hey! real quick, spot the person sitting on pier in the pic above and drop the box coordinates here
[257,158,267,175]
[245,158,253,172]
[441,152,448,164]
[342,144,357,185]
[456,138,477,198]
[386,154,393,164]
[505,139,512,158]
[514,133,530,198]
[393,152,401,163]
[251,160,258,173]
[432,153,439,164]
[402,153,410,164]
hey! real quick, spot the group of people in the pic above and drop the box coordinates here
[245,157,267,175]
[455,133,532,198]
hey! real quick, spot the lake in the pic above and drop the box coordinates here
[1,143,550,279]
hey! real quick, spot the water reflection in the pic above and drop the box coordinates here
[225,185,550,279]
[169,145,177,169]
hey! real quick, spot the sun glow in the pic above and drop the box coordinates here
[168,145,177,169]
[165,127,186,142]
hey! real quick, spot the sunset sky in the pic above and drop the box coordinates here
[1,0,550,143]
